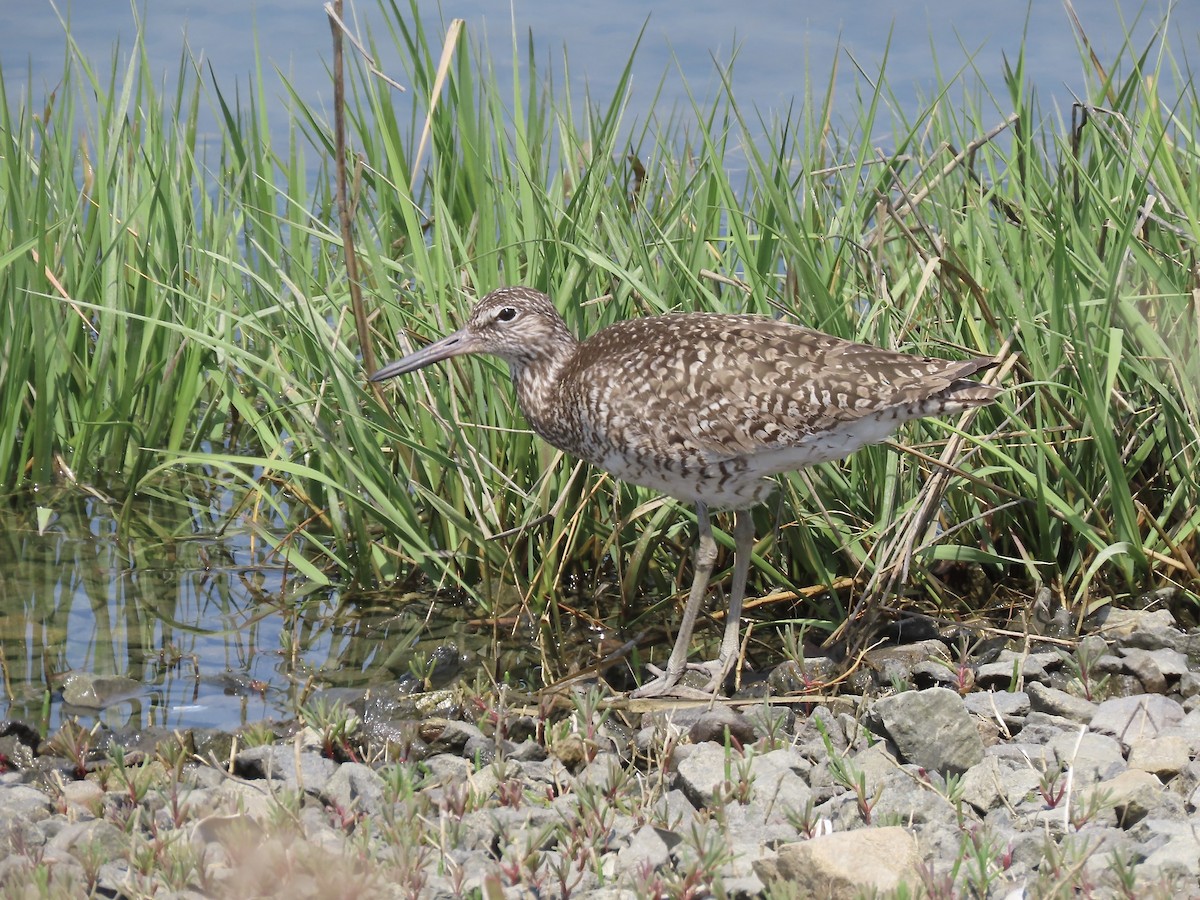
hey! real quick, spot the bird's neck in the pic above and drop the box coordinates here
[507,337,577,429]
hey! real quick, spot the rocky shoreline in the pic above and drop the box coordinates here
[2,603,1199,898]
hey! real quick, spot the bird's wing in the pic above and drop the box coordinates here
[570,315,991,462]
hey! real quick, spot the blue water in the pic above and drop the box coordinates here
[5,0,1197,143]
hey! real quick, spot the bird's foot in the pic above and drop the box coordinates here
[629,660,731,700]
[629,674,713,700]
[692,657,735,694]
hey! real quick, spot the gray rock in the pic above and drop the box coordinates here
[794,705,849,755]
[744,748,813,822]
[1021,712,1082,738]
[46,818,127,859]
[1179,670,1200,699]
[975,650,1059,688]
[1090,653,1127,675]
[866,687,984,775]
[299,804,346,851]
[741,702,796,742]
[0,784,53,821]
[509,756,570,793]
[614,824,674,877]
[503,738,547,763]
[1090,694,1185,749]
[1006,826,1059,871]
[838,712,872,751]
[1049,730,1125,785]
[756,744,814,778]
[1071,827,1148,883]
[963,689,1030,730]
[972,659,1025,689]
[959,755,1042,813]
[675,741,740,808]
[0,784,53,855]
[1094,607,1177,639]
[1127,734,1190,778]
[1120,627,1186,654]
[1075,633,1111,658]
[573,752,631,793]
[649,788,700,833]
[1026,682,1099,724]
[1119,647,1190,693]
[1136,818,1200,880]
[422,753,473,784]
[477,805,561,853]
[861,640,951,689]
[756,827,920,896]
[811,787,867,831]
[909,660,966,688]
[870,766,961,827]
[460,734,500,766]
[848,740,900,788]
[1177,632,1200,668]
[720,873,770,899]
[1097,769,1172,827]
[59,779,104,815]
[319,761,386,817]
[236,745,338,794]
[721,802,801,856]
[96,861,135,897]
[1165,707,1200,747]
[633,725,665,759]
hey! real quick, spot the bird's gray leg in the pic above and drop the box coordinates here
[630,502,717,699]
[702,508,753,693]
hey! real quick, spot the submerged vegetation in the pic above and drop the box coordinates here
[1,1,1197,679]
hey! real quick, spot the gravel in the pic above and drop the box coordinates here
[2,603,1199,897]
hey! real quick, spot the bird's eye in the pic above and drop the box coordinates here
[497,306,518,322]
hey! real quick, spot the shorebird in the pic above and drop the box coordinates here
[371,286,999,698]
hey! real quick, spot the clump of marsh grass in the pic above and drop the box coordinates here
[1,0,1196,690]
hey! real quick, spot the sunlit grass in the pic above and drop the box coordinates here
[1,1,1197,678]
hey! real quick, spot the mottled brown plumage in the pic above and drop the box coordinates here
[371,286,1000,697]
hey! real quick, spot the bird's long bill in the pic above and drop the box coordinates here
[368,328,475,382]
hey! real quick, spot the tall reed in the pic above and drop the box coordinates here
[1,2,1196,666]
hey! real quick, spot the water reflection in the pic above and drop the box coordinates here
[0,493,545,733]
